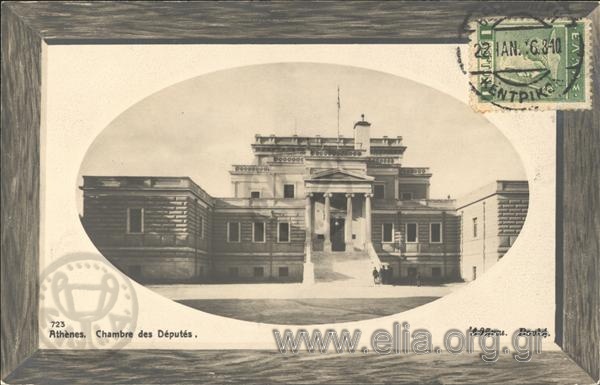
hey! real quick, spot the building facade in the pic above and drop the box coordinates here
[81,116,527,284]
[456,180,529,281]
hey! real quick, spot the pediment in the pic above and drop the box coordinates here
[307,168,373,182]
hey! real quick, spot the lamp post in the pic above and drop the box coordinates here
[269,209,275,281]
[345,193,354,251]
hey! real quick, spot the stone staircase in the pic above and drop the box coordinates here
[312,250,376,286]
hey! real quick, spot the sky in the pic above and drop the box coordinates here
[78,62,526,199]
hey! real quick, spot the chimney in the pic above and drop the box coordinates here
[353,114,371,156]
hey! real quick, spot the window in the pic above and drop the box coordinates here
[382,223,394,243]
[406,223,418,243]
[279,267,289,277]
[228,267,239,277]
[127,208,143,233]
[374,184,385,199]
[198,216,204,238]
[430,223,442,243]
[472,217,478,238]
[278,222,290,242]
[250,191,260,198]
[227,222,241,242]
[283,184,295,198]
[401,192,413,201]
[432,267,442,278]
[253,222,265,243]
[253,267,264,277]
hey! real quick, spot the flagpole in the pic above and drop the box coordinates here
[337,86,340,146]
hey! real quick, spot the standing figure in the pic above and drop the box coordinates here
[372,267,380,285]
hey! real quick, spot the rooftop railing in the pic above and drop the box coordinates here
[253,135,404,147]
[309,148,364,157]
[399,167,431,175]
[272,156,304,164]
[231,165,271,173]
[368,157,400,164]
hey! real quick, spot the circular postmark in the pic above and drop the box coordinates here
[455,5,589,111]
[40,252,138,350]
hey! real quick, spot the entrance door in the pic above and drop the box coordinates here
[408,267,417,279]
[330,218,345,251]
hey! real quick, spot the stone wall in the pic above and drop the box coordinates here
[212,254,304,282]
[106,250,211,283]
[84,193,199,243]
[379,254,460,280]
[210,205,305,282]
[458,196,499,282]
[456,181,529,281]
[398,183,428,199]
[230,164,306,199]
[81,176,526,285]
[371,174,396,200]
[497,193,529,257]
[372,211,461,280]
[81,177,214,283]
[211,208,305,254]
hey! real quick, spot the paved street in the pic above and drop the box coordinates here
[176,297,442,324]
[147,281,466,300]
[146,282,467,324]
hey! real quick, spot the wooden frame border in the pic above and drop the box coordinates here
[1,1,598,381]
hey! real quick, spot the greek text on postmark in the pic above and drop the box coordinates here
[468,17,591,112]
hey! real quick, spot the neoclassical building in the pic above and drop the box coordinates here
[81,115,527,284]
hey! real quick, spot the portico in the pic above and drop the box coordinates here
[304,169,374,253]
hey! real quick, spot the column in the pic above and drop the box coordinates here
[323,193,332,252]
[303,193,315,284]
[304,194,313,262]
[365,193,372,246]
[345,193,354,250]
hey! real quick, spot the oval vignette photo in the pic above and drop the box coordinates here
[77,63,529,325]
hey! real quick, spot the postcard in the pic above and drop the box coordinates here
[38,43,559,353]
[2,5,597,382]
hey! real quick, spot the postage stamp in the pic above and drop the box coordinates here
[468,17,591,112]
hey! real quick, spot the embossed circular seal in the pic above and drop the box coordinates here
[40,253,138,349]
